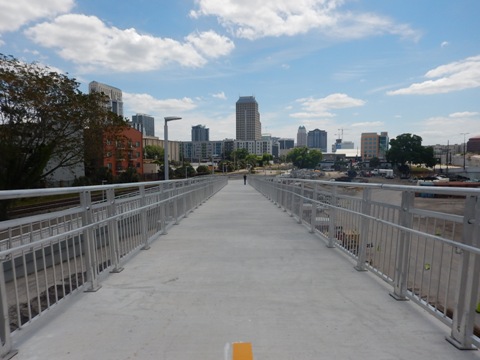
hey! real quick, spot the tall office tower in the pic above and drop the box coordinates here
[88,81,123,116]
[132,114,155,137]
[191,124,210,142]
[236,96,261,141]
[361,132,389,161]
[297,126,307,147]
[307,129,327,152]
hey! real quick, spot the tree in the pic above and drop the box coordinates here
[174,164,196,178]
[0,54,127,218]
[0,55,127,190]
[386,133,436,174]
[230,148,249,161]
[245,154,259,169]
[196,165,210,176]
[369,157,381,169]
[260,153,273,167]
[144,145,163,160]
[286,147,323,169]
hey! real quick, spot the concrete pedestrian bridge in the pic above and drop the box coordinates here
[1,177,480,359]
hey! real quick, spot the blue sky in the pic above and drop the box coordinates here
[1,0,479,150]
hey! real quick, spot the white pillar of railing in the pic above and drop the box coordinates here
[281,181,287,211]
[391,190,414,300]
[327,186,337,248]
[0,255,17,359]
[173,183,179,225]
[447,195,480,350]
[139,186,150,251]
[80,191,101,292]
[298,182,304,224]
[310,183,318,234]
[107,189,125,271]
[183,182,189,218]
[355,188,371,272]
[289,181,295,217]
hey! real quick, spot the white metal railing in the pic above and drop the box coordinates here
[0,176,227,359]
[249,175,480,350]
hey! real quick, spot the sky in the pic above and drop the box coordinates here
[1,0,479,150]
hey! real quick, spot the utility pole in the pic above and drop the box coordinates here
[460,133,469,170]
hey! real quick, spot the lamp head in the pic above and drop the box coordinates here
[164,116,182,122]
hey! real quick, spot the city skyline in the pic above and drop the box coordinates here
[1,1,479,147]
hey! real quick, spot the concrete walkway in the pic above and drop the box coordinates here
[12,179,480,360]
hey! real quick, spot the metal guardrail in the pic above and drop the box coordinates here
[249,176,480,350]
[0,176,227,359]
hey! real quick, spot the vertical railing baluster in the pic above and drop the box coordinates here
[107,189,124,271]
[80,190,101,292]
[327,185,337,248]
[355,188,372,271]
[447,195,480,350]
[310,183,318,233]
[0,255,18,359]
[390,191,414,300]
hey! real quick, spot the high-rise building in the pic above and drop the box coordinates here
[297,126,307,147]
[192,125,209,142]
[307,129,327,152]
[278,138,295,150]
[88,81,123,116]
[132,114,155,137]
[361,132,389,161]
[236,96,261,141]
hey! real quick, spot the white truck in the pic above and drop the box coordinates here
[378,169,394,178]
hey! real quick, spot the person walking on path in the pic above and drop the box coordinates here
[243,174,247,185]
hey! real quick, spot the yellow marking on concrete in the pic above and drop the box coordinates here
[232,342,253,360]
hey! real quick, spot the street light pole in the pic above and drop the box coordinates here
[460,132,469,170]
[164,116,182,180]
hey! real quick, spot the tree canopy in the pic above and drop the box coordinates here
[286,147,323,169]
[386,133,436,173]
[144,145,164,160]
[0,54,127,192]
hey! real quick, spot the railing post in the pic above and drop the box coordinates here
[310,183,318,233]
[160,184,167,235]
[139,185,150,250]
[0,256,18,359]
[289,181,295,217]
[281,181,287,211]
[447,195,480,350]
[297,182,304,224]
[327,185,337,248]
[107,188,124,272]
[80,190,101,292]
[276,180,282,208]
[173,183,179,225]
[390,190,414,300]
[355,188,371,272]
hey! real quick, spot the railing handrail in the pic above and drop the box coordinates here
[0,176,227,359]
[249,175,480,351]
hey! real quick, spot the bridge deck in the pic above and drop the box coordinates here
[12,180,480,359]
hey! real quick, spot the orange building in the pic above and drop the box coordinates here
[103,127,144,177]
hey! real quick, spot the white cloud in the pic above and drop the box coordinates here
[449,111,478,118]
[212,91,227,100]
[185,30,235,58]
[0,0,74,33]
[291,93,365,118]
[441,41,449,48]
[123,93,197,115]
[387,55,480,95]
[190,0,419,41]
[351,121,383,127]
[24,14,234,72]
